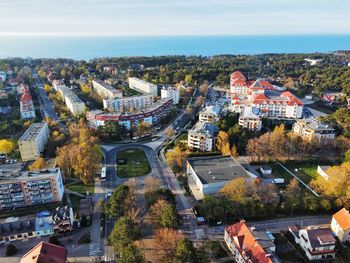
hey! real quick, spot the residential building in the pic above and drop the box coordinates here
[331,208,350,243]
[0,71,6,81]
[292,119,336,142]
[20,84,36,119]
[55,84,85,116]
[18,122,49,161]
[187,122,219,152]
[229,71,303,119]
[52,206,74,234]
[51,80,66,92]
[0,168,64,210]
[92,79,122,99]
[161,86,180,104]
[128,77,158,96]
[317,165,331,180]
[199,105,221,123]
[20,241,67,263]
[187,156,253,198]
[103,94,153,113]
[322,91,344,103]
[224,220,279,263]
[289,225,336,261]
[238,107,262,131]
[86,99,173,130]
[0,218,36,243]
[304,58,322,66]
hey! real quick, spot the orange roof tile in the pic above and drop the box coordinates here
[333,208,350,230]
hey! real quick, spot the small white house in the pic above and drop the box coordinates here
[331,208,350,243]
[317,165,331,180]
[260,166,272,176]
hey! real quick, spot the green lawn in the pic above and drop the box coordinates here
[66,183,94,195]
[267,162,293,184]
[116,148,151,178]
[69,194,81,210]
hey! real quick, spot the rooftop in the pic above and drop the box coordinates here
[333,208,350,230]
[189,122,219,137]
[18,122,48,142]
[0,168,60,184]
[129,77,157,86]
[20,241,67,263]
[187,156,250,184]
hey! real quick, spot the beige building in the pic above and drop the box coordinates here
[128,77,158,96]
[199,105,221,124]
[188,122,218,152]
[161,86,180,104]
[293,119,335,142]
[56,85,85,116]
[92,79,122,99]
[238,107,262,131]
[18,122,49,161]
[0,168,64,210]
[331,208,350,243]
[103,94,153,113]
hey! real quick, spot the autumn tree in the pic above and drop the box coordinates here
[166,146,185,171]
[135,121,150,137]
[144,176,161,193]
[216,131,231,155]
[155,228,183,262]
[0,139,14,155]
[29,157,46,171]
[150,199,180,229]
[165,127,176,140]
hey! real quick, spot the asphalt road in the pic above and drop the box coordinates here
[36,85,59,121]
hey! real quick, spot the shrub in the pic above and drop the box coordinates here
[6,244,17,256]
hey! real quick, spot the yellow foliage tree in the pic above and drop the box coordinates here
[29,157,46,171]
[0,139,14,155]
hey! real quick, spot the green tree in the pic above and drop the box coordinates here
[150,199,179,229]
[109,217,138,254]
[105,185,129,217]
[119,244,144,263]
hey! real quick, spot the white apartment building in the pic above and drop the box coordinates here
[20,85,36,119]
[161,86,180,104]
[18,122,50,161]
[103,94,154,113]
[238,107,262,131]
[92,79,122,99]
[331,208,350,243]
[199,105,221,124]
[229,71,303,119]
[52,80,66,92]
[289,225,336,261]
[56,85,86,116]
[187,122,218,152]
[293,119,336,142]
[128,77,158,96]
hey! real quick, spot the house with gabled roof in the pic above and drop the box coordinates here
[331,207,350,243]
[20,241,67,263]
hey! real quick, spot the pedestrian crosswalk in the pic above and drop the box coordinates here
[89,242,102,256]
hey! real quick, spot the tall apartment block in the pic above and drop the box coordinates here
[128,77,158,96]
[18,122,50,162]
[0,168,64,210]
[92,79,123,99]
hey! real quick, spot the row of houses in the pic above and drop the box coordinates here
[224,208,350,262]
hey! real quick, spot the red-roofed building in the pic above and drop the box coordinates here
[224,220,279,263]
[20,241,67,263]
[331,208,350,243]
[228,72,303,119]
[20,84,36,119]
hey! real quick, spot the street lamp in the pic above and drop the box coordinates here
[290,203,296,217]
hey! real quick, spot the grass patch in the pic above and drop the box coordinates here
[78,233,91,244]
[116,148,151,178]
[66,183,94,195]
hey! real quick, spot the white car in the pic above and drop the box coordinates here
[107,190,112,197]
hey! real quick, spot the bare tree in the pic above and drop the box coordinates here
[144,176,161,193]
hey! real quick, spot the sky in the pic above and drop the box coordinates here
[0,0,349,36]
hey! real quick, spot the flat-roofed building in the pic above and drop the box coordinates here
[0,168,64,210]
[18,122,49,161]
[161,86,180,104]
[92,79,122,99]
[52,80,66,92]
[103,94,153,113]
[293,118,336,142]
[187,122,219,152]
[55,85,85,116]
[186,156,252,198]
[128,77,158,96]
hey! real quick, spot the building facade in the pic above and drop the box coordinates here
[331,208,350,243]
[289,225,336,261]
[20,84,36,119]
[187,123,218,152]
[229,71,303,119]
[128,77,158,96]
[161,86,180,104]
[18,122,50,161]
[55,85,85,116]
[224,220,278,263]
[103,94,154,113]
[292,119,336,142]
[92,79,122,99]
[0,168,64,210]
[86,99,173,130]
[198,105,221,123]
[238,107,262,131]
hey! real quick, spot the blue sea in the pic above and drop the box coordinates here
[0,35,349,60]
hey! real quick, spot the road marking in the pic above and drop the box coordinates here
[89,242,102,256]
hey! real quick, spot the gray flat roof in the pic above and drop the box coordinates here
[188,156,250,184]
